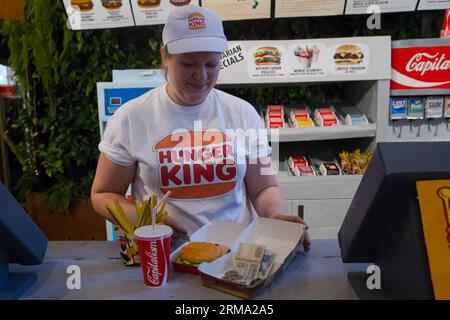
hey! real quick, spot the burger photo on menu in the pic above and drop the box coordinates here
[101,0,123,10]
[170,0,191,6]
[253,46,281,66]
[71,0,94,11]
[333,44,364,65]
[137,0,161,8]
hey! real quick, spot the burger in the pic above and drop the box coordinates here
[170,0,191,6]
[137,0,161,8]
[71,0,94,12]
[333,44,364,65]
[101,0,123,10]
[254,46,281,66]
[176,242,224,266]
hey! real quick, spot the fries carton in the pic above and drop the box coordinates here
[105,195,169,266]
[197,218,306,299]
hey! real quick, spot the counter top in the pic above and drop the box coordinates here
[11,239,369,300]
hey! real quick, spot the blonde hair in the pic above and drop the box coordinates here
[160,45,171,80]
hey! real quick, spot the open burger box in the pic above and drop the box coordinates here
[170,220,247,275]
[171,217,306,299]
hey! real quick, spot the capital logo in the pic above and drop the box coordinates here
[154,130,237,200]
[391,46,450,90]
[188,12,206,30]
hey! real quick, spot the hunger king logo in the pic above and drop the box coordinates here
[391,45,450,90]
[154,130,237,200]
[188,12,206,30]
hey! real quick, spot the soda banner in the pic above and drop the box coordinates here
[391,43,450,90]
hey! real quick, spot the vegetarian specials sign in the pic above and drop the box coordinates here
[217,36,391,84]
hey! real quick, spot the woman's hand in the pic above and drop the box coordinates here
[271,214,311,253]
[163,215,188,240]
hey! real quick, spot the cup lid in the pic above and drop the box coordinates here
[134,225,173,240]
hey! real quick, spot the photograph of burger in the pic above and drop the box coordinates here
[101,0,123,10]
[333,44,364,65]
[137,0,161,8]
[170,0,191,6]
[175,242,226,267]
[253,46,282,66]
[71,0,94,12]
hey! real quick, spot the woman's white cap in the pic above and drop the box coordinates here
[162,6,228,54]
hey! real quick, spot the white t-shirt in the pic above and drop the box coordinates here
[99,84,271,234]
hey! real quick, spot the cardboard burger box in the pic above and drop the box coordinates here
[170,220,247,275]
[193,218,306,299]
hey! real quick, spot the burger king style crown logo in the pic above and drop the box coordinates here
[188,12,206,30]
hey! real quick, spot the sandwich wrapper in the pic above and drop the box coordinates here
[198,218,306,299]
[170,220,247,275]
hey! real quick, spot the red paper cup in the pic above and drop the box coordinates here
[134,225,173,287]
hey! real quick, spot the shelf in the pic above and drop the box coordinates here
[267,124,376,142]
[276,172,363,199]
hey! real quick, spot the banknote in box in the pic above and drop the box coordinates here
[198,218,306,299]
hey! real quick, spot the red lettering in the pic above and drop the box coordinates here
[193,164,214,184]
[216,163,236,181]
[224,144,233,158]
[159,151,172,164]
[160,165,182,186]
[183,164,191,184]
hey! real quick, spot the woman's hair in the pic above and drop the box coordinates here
[160,45,171,80]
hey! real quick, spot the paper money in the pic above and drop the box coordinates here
[258,250,276,280]
[234,243,265,281]
[220,249,276,287]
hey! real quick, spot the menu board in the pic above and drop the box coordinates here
[131,0,199,26]
[201,0,271,21]
[63,0,134,30]
[418,0,450,10]
[275,0,345,18]
[345,0,418,14]
[218,36,390,84]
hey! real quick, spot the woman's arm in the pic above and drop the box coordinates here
[91,153,138,223]
[245,157,311,252]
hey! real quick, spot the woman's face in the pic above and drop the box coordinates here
[164,51,221,106]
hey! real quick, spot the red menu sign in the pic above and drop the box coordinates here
[391,44,450,90]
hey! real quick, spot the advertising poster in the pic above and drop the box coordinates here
[328,43,369,75]
[345,0,418,14]
[64,0,134,30]
[131,0,199,26]
[287,42,328,77]
[391,41,450,91]
[201,0,271,21]
[247,44,288,79]
[275,0,345,18]
[217,36,391,84]
[418,0,450,10]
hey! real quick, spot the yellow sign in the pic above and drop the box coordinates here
[416,180,450,300]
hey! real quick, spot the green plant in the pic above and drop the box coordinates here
[1,0,161,212]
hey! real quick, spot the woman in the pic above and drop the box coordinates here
[91,6,310,252]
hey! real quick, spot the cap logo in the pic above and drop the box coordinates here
[188,12,206,30]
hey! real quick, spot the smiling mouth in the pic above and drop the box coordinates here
[188,83,208,90]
